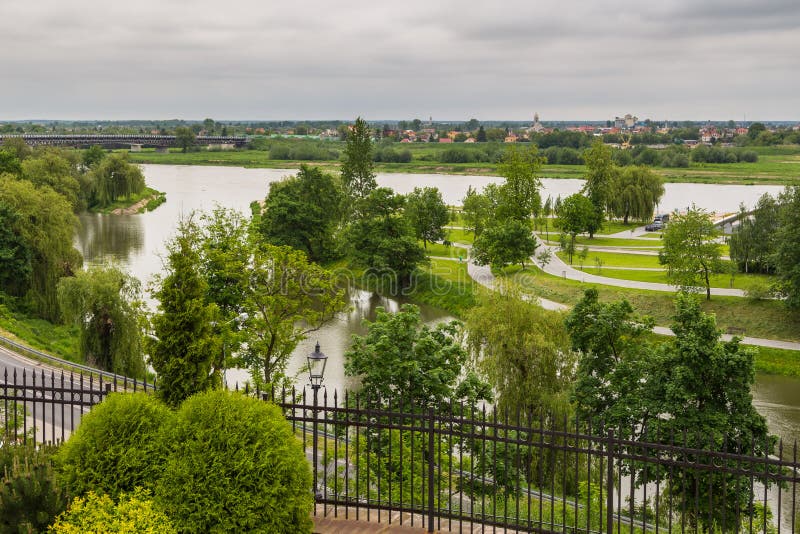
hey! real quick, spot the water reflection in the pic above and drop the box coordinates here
[76,213,145,264]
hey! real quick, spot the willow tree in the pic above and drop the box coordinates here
[0,177,82,321]
[608,165,665,224]
[90,154,146,208]
[57,265,145,378]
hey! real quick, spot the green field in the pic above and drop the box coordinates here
[540,233,663,248]
[506,266,800,343]
[123,143,800,185]
[572,266,771,290]
[559,250,662,268]
[446,228,475,245]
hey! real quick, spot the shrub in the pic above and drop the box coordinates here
[0,444,68,533]
[49,489,175,533]
[154,390,313,533]
[56,393,173,498]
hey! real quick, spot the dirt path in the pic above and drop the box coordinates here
[111,195,157,215]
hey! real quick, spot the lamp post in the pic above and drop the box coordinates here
[307,342,327,500]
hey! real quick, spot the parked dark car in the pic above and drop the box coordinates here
[645,220,663,231]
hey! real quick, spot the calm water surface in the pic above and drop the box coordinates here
[75,165,798,447]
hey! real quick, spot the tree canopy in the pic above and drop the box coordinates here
[405,186,449,249]
[340,117,377,203]
[659,207,727,300]
[608,165,664,224]
[471,219,537,270]
[57,265,145,378]
[775,186,800,308]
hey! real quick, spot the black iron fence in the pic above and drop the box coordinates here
[2,378,798,533]
[268,387,800,534]
[0,368,153,445]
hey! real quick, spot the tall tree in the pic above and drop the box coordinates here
[345,187,425,285]
[237,244,346,388]
[471,219,537,270]
[346,304,490,412]
[0,178,82,321]
[90,154,146,208]
[565,288,654,425]
[148,218,221,406]
[608,165,665,224]
[494,144,545,223]
[581,139,616,237]
[340,117,377,203]
[659,207,727,300]
[257,165,343,262]
[556,193,595,264]
[461,185,492,237]
[467,285,576,419]
[729,194,780,274]
[0,202,32,297]
[57,265,146,378]
[775,186,800,308]
[405,186,449,249]
[174,126,195,153]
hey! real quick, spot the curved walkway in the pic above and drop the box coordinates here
[539,244,746,297]
[453,245,799,351]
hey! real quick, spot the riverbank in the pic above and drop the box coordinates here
[125,147,800,186]
[89,187,166,215]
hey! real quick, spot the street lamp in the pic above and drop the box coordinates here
[307,342,327,501]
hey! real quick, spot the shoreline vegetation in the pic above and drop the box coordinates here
[124,144,800,186]
[91,187,166,215]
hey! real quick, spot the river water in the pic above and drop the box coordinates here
[74,165,798,447]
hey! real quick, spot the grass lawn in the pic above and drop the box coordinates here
[422,242,465,259]
[0,304,79,362]
[572,266,772,290]
[89,187,165,214]
[594,220,646,234]
[540,233,663,248]
[505,266,800,342]
[410,258,479,316]
[559,250,662,269]
[446,228,475,245]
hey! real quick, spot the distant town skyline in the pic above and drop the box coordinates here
[1,0,797,121]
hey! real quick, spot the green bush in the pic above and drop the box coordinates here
[0,444,68,533]
[56,393,173,498]
[154,390,313,534]
[49,488,175,533]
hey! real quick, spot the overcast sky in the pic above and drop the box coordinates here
[1,0,797,121]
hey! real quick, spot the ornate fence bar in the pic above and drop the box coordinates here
[2,378,798,533]
[269,387,800,534]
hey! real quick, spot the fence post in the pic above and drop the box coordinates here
[606,428,614,534]
[428,407,435,533]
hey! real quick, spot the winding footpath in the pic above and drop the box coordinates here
[451,242,800,351]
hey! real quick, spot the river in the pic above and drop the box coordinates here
[75,164,798,447]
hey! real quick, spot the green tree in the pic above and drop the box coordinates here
[82,145,107,169]
[0,149,21,175]
[582,139,616,237]
[340,117,376,202]
[174,126,195,153]
[147,218,221,407]
[556,193,595,263]
[608,165,664,224]
[90,154,146,208]
[659,207,727,300]
[405,186,449,249]
[565,288,654,425]
[495,144,545,222]
[20,151,82,211]
[471,219,537,270]
[775,186,800,308]
[258,165,343,262]
[57,265,145,377]
[345,187,425,285]
[0,202,32,297]
[0,178,82,321]
[729,194,780,274]
[345,304,490,412]
[747,122,767,140]
[238,244,346,388]
[476,125,487,142]
[461,185,492,237]
[467,284,576,419]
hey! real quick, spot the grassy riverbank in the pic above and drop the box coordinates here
[0,303,79,362]
[89,186,166,215]
[124,144,800,186]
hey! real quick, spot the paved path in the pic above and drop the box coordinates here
[538,244,747,297]
[451,243,800,351]
[313,505,515,533]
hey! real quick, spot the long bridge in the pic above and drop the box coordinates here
[0,134,249,148]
